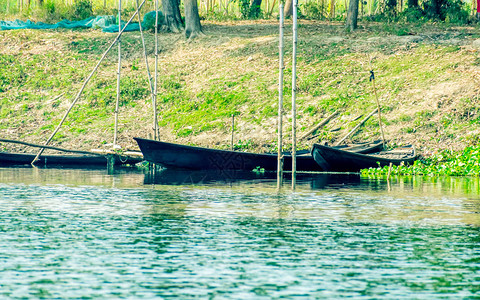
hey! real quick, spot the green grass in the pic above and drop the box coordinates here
[0,22,479,155]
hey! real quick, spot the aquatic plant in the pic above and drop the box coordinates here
[362,146,480,177]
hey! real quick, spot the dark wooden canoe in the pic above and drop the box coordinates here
[0,151,142,167]
[134,137,384,171]
[311,143,418,172]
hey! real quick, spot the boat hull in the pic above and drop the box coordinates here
[311,143,417,172]
[134,138,384,172]
[135,137,319,171]
[0,152,142,167]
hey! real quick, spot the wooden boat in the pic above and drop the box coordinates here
[0,151,142,167]
[311,143,418,172]
[134,137,384,171]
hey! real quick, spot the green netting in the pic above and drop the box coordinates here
[0,11,164,32]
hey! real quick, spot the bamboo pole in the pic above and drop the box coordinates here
[30,0,148,166]
[334,107,378,146]
[0,139,103,156]
[370,70,386,145]
[277,2,284,189]
[299,110,338,141]
[387,162,393,181]
[136,0,158,139]
[153,0,160,140]
[292,0,298,190]
[113,0,122,147]
[231,114,235,150]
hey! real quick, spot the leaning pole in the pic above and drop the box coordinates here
[135,0,158,140]
[30,0,148,166]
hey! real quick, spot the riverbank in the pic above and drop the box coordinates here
[1,20,479,156]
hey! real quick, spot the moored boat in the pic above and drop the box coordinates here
[311,143,418,172]
[0,151,142,167]
[134,137,384,171]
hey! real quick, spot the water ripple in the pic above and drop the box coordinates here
[0,168,480,298]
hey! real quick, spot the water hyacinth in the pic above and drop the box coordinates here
[362,146,480,177]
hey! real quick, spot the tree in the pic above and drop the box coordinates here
[284,0,293,17]
[163,0,184,33]
[184,0,203,39]
[346,0,359,31]
[330,0,335,19]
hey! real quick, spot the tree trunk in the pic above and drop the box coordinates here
[330,0,335,19]
[163,0,184,33]
[284,0,293,17]
[477,0,480,19]
[185,0,203,39]
[346,0,359,31]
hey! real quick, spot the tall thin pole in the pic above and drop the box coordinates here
[231,114,235,150]
[135,0,157,131]
[370,70,386,145]
[113,0,122,147]
[153,0,159,140]
[30,0,148,165]
[292,0,298,190]
[277,3,284,189]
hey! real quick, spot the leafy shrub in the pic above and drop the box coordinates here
[423,0,468,22]
[42,0,57,21]
[142,10,165,30]
[72,0,93,21]
[302,2,327,20]
[399,7,425,22]
[443,0,469,23]
[369,0,469,24]
[237,0,262,19]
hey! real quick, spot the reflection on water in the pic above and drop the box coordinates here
[0,167,480,298]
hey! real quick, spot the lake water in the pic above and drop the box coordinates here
[1,167,479,299]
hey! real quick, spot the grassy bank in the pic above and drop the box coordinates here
[1,21,480,158]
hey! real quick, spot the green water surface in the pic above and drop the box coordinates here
[0,167,479,299]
